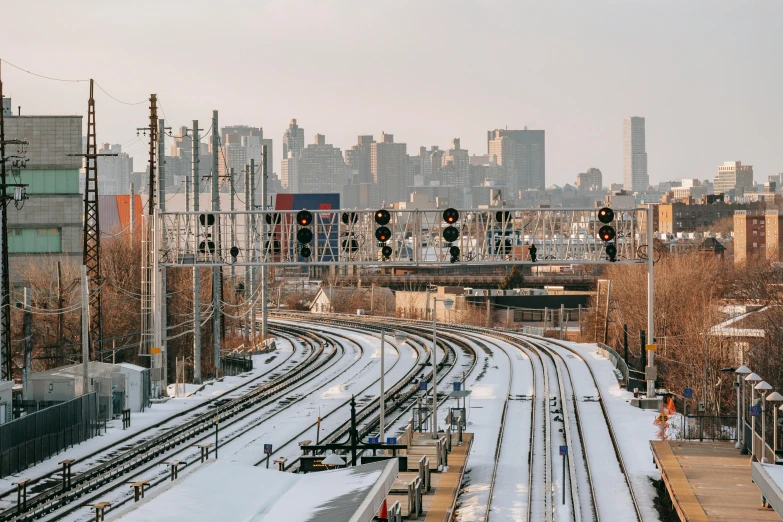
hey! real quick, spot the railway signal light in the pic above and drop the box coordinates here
[598,226,616,242]
[265,213,281,225]
[375,209,390,226]
[341,233,358,252]
[528,243,537,262]
[495,210,511,224]
[597,207,614,224]
[199,213,215,226]
[443,208,459,224]
[374,209,392,258]
[297,210,313,226]
[342,212,358,225]
[296,210,313,258]
[375,226,391,242]
[449,245,460,263]
[297,228,313,244]
[199,240,215,254]
[442,226,459,243]
[606,244,617,262]
[229,246,239,260]
[597,207,616,242]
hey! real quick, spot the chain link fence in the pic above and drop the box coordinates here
[0,393,98,478]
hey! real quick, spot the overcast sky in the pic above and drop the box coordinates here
[1,0,780,187]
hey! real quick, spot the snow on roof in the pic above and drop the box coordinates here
[117,363,147,372]
[709,305,767,338]
[109,458,398,522]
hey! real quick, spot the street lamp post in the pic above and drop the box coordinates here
[379,330,408,443]
[746,373,762,458]
[431,296,454,439]
[735,365,751,449]
[757,381,773,462]
[766,392,783,461]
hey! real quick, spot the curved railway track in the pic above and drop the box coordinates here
[5,326,338,522]
[7,311,645,522]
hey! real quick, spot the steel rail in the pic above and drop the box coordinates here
[47,328,361,521]
[0,330,303,509]
[6,327,333,522]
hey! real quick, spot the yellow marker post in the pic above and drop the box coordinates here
[646,344,657,352]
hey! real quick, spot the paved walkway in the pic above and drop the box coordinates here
[652,440,781,522]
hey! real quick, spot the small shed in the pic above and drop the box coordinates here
[118,363,150,412]
[27,361,122,419]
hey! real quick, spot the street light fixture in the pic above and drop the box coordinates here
[746,372,762,458]
[756,381,773,462]
[322,453,345,470]
[766,392,783,460]
[431,296,454,439]
[378,330,408,443]
[735,365,752,449]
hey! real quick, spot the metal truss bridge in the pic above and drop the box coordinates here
[155,207,649,267]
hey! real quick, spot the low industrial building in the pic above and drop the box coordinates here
[26,361,150,419]
[396,285,589,329]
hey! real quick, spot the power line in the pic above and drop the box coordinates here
[0,58,88,83]
[93,81,148,106]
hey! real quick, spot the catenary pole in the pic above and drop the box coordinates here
[260,145,268,340]
[212,110,221,376]
[647,204,656,399]
[192,120,201,383]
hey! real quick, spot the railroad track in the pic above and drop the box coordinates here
[5,326,338,522]
[0,329,306,512]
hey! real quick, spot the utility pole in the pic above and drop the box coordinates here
[229,167,235,283]
[129,183,135,237]
[136,95,160,391]
[244,163,251,344]
[57,262,64,366]
[211,110,221,375]
[192,120,202,383]
[22,288,31,398]
[158,118,170,391]
[81,265,90,393]
[0,62,30,380]
[260,145,268,340]
[646,204,656,399]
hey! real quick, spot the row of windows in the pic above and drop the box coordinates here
[8,228,62,253]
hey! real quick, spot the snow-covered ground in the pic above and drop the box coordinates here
[0,339,300,508]
[556,340,664,522]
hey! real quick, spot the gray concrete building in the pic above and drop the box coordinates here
[487,128,546,197]
[3,110,83,283]
[371,132,408,205]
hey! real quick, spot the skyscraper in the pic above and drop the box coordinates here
[296,134,345,193]
[282,119,305,160]
[371,132,408,205]
[344,135,375,184]
[623,117,648,192]
[487,128,545,198]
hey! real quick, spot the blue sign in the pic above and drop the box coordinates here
[368,437,379,444]
[263,444,273,454]
[750,405,761,417]
[559,445,568,455]
[419,381,428,391]
[684,387,693,399]
[386,437,397,445]
[453,382,462,392]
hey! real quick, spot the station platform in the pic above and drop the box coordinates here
[651,440,781,521]
[379,431,473,521]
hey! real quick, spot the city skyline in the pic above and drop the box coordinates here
[0,1,780,188]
